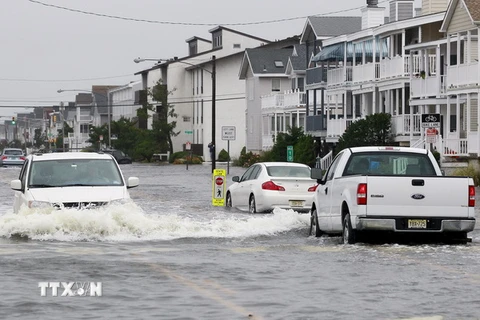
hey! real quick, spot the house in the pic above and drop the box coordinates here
[254,15,363,153]
[135,26,271,160]
[238,37,302,152]
[302,0,463,167]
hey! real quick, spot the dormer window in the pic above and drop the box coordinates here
[274,60,284,68]
[212,31,222,48]
[189,42,197,56]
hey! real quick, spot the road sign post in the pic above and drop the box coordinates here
[222,126,236,174]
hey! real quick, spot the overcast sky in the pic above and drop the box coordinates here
[0,0,422,119]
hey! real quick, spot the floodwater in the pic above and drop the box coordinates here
[1,163,480,320]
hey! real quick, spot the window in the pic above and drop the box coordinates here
[183,116,191,122]
[213,31,222,48]
[233,43,241,49]
[272,79,281,92]
[274,60,284,68]
[297,77,304,91]
[189,42,197,56]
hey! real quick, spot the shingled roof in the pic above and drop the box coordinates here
[464,0,480,22]
[307,16,362,38]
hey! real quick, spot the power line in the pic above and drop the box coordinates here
[0,74,135,83]
[28,0,389,26]
[0,96,246,109]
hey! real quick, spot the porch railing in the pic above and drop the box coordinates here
[447,62,479,88]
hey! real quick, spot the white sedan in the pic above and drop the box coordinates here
[226,162,317,213]
[10,152,139,213]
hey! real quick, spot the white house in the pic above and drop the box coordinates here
[135,26,270,160]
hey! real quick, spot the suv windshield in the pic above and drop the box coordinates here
[29,159,124,188]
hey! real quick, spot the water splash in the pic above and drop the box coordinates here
[0,204,309,242]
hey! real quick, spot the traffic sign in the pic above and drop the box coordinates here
[421,113,440,128]
[185,130,193,134]
[186,141,191,150]
[212,169,226,206]
[222,126,236,141]
[287,146,294,162]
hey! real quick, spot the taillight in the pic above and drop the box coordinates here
[20,156,26,160]
[357,183,367,205]
[308,184,318,192]
[469,185,475,207]
[1,156,6,160]
[262,181,285,191]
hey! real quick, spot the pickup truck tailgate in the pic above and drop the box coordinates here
[365,176,472,217]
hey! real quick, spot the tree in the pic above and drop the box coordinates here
[335,113,394,154]
[148,80,179,155]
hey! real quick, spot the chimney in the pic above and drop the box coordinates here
[389,0,415,22]
[421,0,449,15]
[361,0,385,30]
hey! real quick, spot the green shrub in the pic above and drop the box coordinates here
[218,149,230,162]
[452,164,480,186]
[170,151,203,164]
[232,146,260,167]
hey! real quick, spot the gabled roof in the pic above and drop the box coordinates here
[208,26,271,43]
[185,36,211,44]
[239,48,293,79]
[440,0,480,32]
[288,44,307,72]
[300,16,362,43]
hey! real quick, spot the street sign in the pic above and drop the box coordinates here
[99,135,103,141]
[212,169,226,206]
[111,134,118,140]
[222,126,236,141]
[185,130,193,134]
[421,113,440,128]
[287,146,294,162]
[186,141,191,150]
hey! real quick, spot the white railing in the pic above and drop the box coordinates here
[261,93,284,110]
[443,138,468,156]
[447,62,479,88]
[380,55,436,79]
[410,77,441,98]
[327,67,352,87]
[319,150,333,170]
[391,114,422,136]
[326,118,347,137]
[283,90,306,107]
[352,63,377,83]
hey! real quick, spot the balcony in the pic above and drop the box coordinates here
[410,76,446,98]
[261,90,306,110]
[447,62,480,89]
[379,55,435,80]
[306,66,327,86]
[391,114,422,136]
[352,63,379,84]
[327,67,352,88]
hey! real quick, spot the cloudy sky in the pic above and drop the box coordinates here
[0,0,422,119]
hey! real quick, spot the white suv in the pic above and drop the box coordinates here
[10,152,139,213]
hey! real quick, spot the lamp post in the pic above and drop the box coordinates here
[57,89,111,149]
[134,55,217,173]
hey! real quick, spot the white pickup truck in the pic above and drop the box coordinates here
[309,146,476,244]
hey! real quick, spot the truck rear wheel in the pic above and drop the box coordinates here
[343,213,356,244]
[309,209,322,237]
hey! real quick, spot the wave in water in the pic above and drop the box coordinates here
[0,203,309,242]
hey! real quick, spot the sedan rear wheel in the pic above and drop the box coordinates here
[249,195,257,214]
[225,193,232,208]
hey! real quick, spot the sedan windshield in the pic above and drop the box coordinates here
[28,159,124,188]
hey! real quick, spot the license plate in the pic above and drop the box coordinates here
[289,200,304,207]
[408,219,427,229]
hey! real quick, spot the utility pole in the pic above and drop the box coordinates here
[60,102,65,152]
[211,55,216,174]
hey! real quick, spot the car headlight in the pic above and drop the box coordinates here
[28,201,52,209]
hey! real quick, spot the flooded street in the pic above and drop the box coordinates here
[1,163,480,320]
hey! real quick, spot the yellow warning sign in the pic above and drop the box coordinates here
[212,169,226,206]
